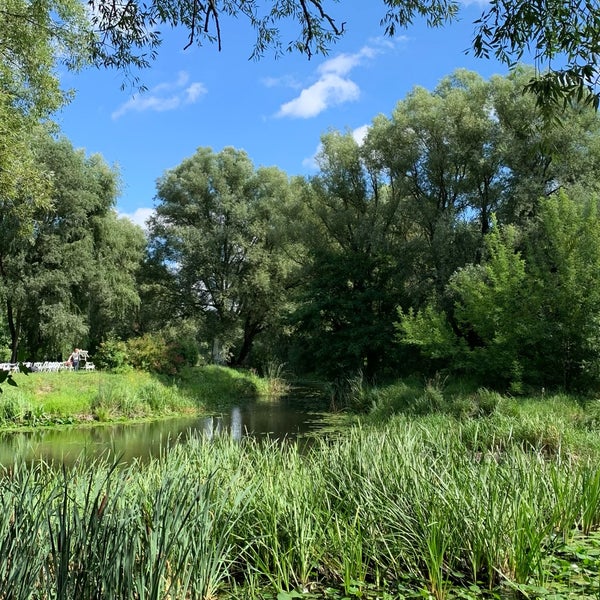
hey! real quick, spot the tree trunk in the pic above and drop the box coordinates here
[7,299,20,363]
[232,318,263,366]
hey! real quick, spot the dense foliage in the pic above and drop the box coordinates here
[0,133,145,362]
[4,67,600,392]
[144,148,293,366]
[4,0,600,391]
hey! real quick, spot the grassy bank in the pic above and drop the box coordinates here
[0,365,286,430]
[1,397,600,599]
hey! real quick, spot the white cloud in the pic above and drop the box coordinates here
[153,71,190,92]
[275,45,380,119]
[261,75,302,89]
[321,46,376,76]
[352,124,370,145]
[119,207,155,229]
[112,71,206,119]
[185,82,206,103]
[278,74,360,118]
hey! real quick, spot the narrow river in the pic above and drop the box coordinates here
[0,396,329,466]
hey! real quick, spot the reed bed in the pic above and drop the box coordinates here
[1,413,600,599]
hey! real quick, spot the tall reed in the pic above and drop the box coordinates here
[1,406,600,599]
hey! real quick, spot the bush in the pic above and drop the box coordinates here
[126,333,198,375]
[126,334,170,373]
[94,338,129,372]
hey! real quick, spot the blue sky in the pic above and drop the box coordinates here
[56,1,512,227]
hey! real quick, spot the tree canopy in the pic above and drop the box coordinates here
[0,133,145,362]
[146,146,293,366]
[4,36,600,394]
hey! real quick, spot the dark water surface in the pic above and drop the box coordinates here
[0,396,329,467]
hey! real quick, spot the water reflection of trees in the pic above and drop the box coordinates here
[0,400,323,467]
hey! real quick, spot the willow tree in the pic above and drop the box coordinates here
[287,129,410,378]
[0,0,94,362]
[147,147,293,366]
[1,134,145,361]
[0,0,91,210]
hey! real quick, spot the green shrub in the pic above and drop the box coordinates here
[511,416,568,455]
[90,383,114,414]
[117,389,145,417]
[126,334,170,373]
[126,332,197,375]
[91,382,144,418]
[94,338,129,372]
[177,365,263,405]
[445,395,478,419]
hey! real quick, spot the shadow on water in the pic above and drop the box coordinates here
[0,395,330,467]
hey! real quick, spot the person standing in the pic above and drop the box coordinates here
[68,348,80,371]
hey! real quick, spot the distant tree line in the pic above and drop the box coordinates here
[4,66,600,392]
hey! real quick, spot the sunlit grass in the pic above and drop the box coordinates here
[174,364,279,406]
[0,365,288,429]
[0,370,197,427]
[2,404,600,599]
[2,371,600,598]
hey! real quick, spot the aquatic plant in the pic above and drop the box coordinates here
[1,403,600,598]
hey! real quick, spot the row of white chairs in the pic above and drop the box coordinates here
[30,362,65,372]
[0,361,96,373]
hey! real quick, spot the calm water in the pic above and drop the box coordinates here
[0,396,328,467]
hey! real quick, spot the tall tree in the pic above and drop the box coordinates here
[0,0,93,365]
[472,0,600,111]
[397,192,600,391]
[288,130,407,378]
[1,134,144,361]
[0,0,90,210]
[147,147,293,366]
[369,70,502,301]
[368,68,600,303]
[491,66,600,224]
[291,68,600,381]
[82,210,147,350]
[523,192,600,390]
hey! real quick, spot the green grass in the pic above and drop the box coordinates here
[173,364,282,406]
[2,400,600,599]
[0,365,285,429]
[3,372,600,598]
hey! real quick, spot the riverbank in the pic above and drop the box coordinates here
[2,402,600,599]
[0,365,285,430]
